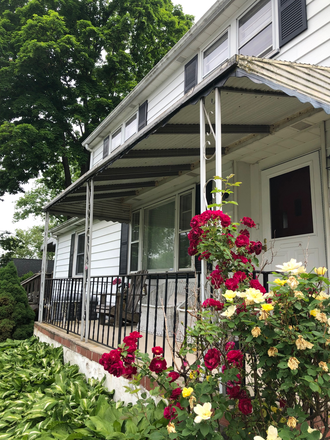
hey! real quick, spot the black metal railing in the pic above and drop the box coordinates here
[42,271,272,359]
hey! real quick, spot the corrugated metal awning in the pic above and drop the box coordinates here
[44,55,330,222]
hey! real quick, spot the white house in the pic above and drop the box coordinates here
[39,0,330,348]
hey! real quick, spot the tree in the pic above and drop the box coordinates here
[0,0,194,197]
[0,261,35,341]
[0,227,54,266]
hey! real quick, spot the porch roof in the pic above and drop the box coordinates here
[44,55,330,222]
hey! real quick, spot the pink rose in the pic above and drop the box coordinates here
[204,348,221,370]
[149,357,167,373]
[112,277,121,285]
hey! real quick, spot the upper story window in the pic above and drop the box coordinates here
[111,127,122,151]
[238,0,273,57]
[125,114,137,141]
[203,32,229,77]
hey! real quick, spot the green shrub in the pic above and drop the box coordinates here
[0,261,34,341]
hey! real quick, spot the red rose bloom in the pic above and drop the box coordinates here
[204,348,221,370]
[99,353,113,370]
[164,405,176,420]
[250,241,262,255]
[202,298,224,311]
[238,397,253,415]
[170,387,182,400]
[227,385,242,399]
[208,268,224,289]
[152,346,164,356]
[123,352,135,365]
[235,234,250,248]
[233,271,247,283]
[227,350,244,368]
[167,371,180,383]
[108,361,125,377]
[190,215,200,229]
[198,251,211,260]
[129,331,143,339]
[188,244,198,256]
[220,213,231,228]
[225,341,235,351]
[123,365,137,379]
[225,278,238,291]
[236,302,247,314]
[240,229,250,238]
[241,217,256,228]
[123,335,138,348]
[249,278,266,293]
[149,357,167,373]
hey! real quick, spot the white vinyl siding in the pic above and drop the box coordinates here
[52,220,121,278]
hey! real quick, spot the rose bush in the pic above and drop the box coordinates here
[99,177,330,440]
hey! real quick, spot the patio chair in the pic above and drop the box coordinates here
[122,270,148,324]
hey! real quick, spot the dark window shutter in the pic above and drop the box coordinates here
[138,100,148,131]
[103,136,109,159]
[278,0,307,47]
[119,223,129,275]
[68,234,75,278]
[184,55,198,94]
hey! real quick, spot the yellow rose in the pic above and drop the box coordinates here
[319,361,328,372]
[295,335,314,350]
[245,288,265,304]
[315,291,329,301]
[223,290,237,302]
[314,267,327,276]
[294,291,304,298]
[276,259,304,274]
[268,347,278,357]
[286,276,299,289]
[287,417,297,428]
[259,309,269,320]
[251,326,262,337]
[274,278,286,286]
[316,312,327,323]
[310,309,320,317]
[194,402,212,423]
[182,387,194,398]
[167,422,176,434]
[288,357,300,370]
[262,303,274,312]
[271,406,278,413]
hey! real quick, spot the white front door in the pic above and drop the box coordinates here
[261,152,326,273]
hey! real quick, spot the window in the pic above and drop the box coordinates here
[238,0,273,57]
[203,32,229,76]
[75,233,85,275]
[125,114,137,141]
[269,166,313,239]
[184,55,198,94]
[130,212,140,272]
[130,190,194,272]
[111,127,122,151]
[102,136,109,159]
[179,192,192,269]
[138,101,148,131]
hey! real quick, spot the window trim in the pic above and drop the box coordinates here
[129,187,195,273]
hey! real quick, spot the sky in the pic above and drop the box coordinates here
[0,0,217,235]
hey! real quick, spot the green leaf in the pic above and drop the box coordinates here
[309,382,321,393]
[200,422,210,437]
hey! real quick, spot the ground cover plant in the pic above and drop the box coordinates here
[0,337,168,439]
[100,176,330,440]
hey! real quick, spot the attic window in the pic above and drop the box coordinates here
[203,32,228,76]
[111,127,122,151]
[238,0,273,57]
[125,114,137,141]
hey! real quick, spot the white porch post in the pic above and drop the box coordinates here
[81,179,94,342]
[320,121,330,268]
[38,211,49,322]
[215,88,222,204]
[200,97,206,303]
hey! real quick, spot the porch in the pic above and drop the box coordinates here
[40,270,270,364]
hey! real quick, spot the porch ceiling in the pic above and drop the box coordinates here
[45,55,330,222]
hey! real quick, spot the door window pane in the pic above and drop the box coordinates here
[130,212,140,271]
[144,200,175,270]
[76,234,85,275]
[270,166,313,239]
[179,232,191,268]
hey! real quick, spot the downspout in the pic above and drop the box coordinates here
[38,211,50,322]
[320,122,330,268]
